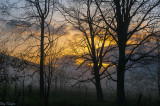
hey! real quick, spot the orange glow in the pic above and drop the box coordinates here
[76,58,109,67]
[5,23,153,67]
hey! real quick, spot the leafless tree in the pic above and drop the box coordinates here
[0,53,9,103]
[59,0,116,102]
[95,0,160,105]
[156,38,160,98]
[25,0,56,100]
[12,53,30,106]
[43,41,66,106]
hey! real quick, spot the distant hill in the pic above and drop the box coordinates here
[0,52,39,86]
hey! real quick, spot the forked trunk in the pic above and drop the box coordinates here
[94,68,104,102]
[95,78,104,102]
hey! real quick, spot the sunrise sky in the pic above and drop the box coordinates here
[0,0,157,66]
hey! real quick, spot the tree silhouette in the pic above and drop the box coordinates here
[95,0,160,105]
[59,0,116,102]
[25,0,55,102]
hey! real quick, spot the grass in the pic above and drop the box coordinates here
[0,87,160,106]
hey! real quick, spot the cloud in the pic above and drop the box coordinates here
[4,19,70,36]
[5,20,31,29]
[51,24,69,35]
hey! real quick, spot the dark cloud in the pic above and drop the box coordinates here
[52,24,68,35]
[5,20,31,29]
[3,19,69,36]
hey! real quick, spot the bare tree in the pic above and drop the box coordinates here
[157,38,160,98]
[12,53,29,106]
[0,53,9,103]
[95,0,160,105]
[0,53,18,103]
[43,41,66,106]
[25,0,56,101]
[59,0,116,102]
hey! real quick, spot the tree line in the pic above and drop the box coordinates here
[0,0,160,106]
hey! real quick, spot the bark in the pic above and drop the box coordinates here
[3,74,7,103]
[45,79,50,106]
[158,67,160,98]
[117,67,126,105]
[94,68,104,102]
[158,40,160,98]
[117,40,126,105]
[40,17,45,99]
[14,83,17,99]
[3,83,7,103]
[95,78,104,102]
[157,39,160,98]
[22,80,25,106]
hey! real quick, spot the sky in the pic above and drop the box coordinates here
[0,0,94,63]
[0,0,159,66]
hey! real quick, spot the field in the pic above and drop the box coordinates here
[0,86,160,106]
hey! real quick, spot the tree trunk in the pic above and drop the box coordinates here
[157,39,160,98]
[45,79,50,106]
[117,44,126,105]
[14,82,17,99]
[22,80,25,106]
[95,79,104,102]
[158,69,160,98]
[117,68,126,105]
[3,74,7,103]
[3,83,7,103]
[40,17,45,100]
[94,70,104,102]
